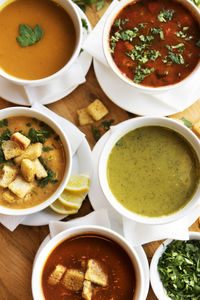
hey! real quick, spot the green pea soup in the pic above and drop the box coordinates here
[107,126,200,217]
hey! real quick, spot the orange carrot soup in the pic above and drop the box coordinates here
[0,0,76,80]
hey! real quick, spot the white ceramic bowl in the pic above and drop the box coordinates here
[32,225,146,300]
[103,0,200,94]
[98,117,200,225]
[150,231,200,300]
[0,0,82,87]
[0,106,72,215]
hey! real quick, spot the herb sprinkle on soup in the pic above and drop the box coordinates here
[109,0,200,87]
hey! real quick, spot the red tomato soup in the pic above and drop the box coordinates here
[109,0,200,87]
[42,234,136,300]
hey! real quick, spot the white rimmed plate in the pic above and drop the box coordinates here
[93,59,200,116]
[22,137,92,226]
[0,7,92,106]
[150,231,200,300]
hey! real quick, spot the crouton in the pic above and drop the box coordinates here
[87,100,108,121]
[77,108,93,126]
[8,176,33,198]
[62,269,84,291]
[2,140,24,160]
[11,132,30,150]
[82,280,92,300]
[21,159,36,182]
[85,259,107,287]
[14,143,42,165]
[48,264,66,286]
[33,158,48,180]
[2,190,18,204]
[193,119,200,136]
[0,165,17,188]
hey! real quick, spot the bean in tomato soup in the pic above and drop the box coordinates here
[109,0,200,87]
[42,234,136,300]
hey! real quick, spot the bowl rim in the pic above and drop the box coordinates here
[150,231,200,300]
[98,116,200,225]
[0,0,83,86]
[102,0,200,93]
[0,106,72,216]
[31,224,147,300]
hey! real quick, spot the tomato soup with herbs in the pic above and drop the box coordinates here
[109,0,200,87]
[42,234,136,300]
[0,0,76,80]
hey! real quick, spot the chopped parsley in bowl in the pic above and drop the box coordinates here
[150,232,200,300]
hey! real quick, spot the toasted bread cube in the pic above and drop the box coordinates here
[85,259,107,287]
[87,99,108,121]
[8,176,33,198]
[77,108,93,126]
[2,140,24,160]
[33,159,48,180]
[11,132,30,150]
[62,269,84,291]
[0,165,17,188]
[193,120,200,136]
[48,264,66,286]
[14,143,42,165]
[21,159,36,182]
[2,190,18,204]
[82,280,92,300]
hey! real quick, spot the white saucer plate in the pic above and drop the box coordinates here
[88,130,150,300]
[0,7,92,106]
[22,137,93,226]
[93,59,200,117]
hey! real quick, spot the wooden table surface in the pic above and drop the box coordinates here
[0,3,200,300]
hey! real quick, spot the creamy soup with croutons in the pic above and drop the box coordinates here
[0,116,66,209]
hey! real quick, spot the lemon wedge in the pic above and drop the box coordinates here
[66,174,90,193]
[58,190,87,209]
[50,200,78,215]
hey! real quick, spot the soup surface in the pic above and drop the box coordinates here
[0,0,76,80]
[107,126,200,217]
[109,0,200,87]
[42,234,136,300]
[0,116,66,209]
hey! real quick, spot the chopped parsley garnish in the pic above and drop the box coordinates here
[138,23,146,28]
[121,28,139,41]
[42,146,53,152]
[151,27,164,40]
[176,30,193,41]
[114,18,129,30]
[139,35,154,43]
[37,157,58,188]
[100,119,114,130]
[28,128,51,144]
[196,39,200,47]
[0,119,8,128]
[126,46,161,64]
[133,65,154,84]
[16,24,44,47]
[163,52,184,65]
[158,8,175,22]
[166,43,185,53]
[181,117,193,128]
[81,18,88,31]
[158,240,200,300]
[91,125,100,141]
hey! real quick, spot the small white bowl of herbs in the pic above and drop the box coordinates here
[150,232,200,300]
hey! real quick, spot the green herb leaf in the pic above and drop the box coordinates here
[91,125,100,141]
[99,119,114,130]
[37,157,58,188]
[116,140,123,146]
[191,0,200,6]
[96,0,105,11]
[133,65,154,84]
[196,40,200,47]
[158,8,175,22]
[181,117,193,128]
[16,24,44,47]
[114,18,129,30]
[28,127,51,144]
[81,18,88,31]
[42,146,53,152]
